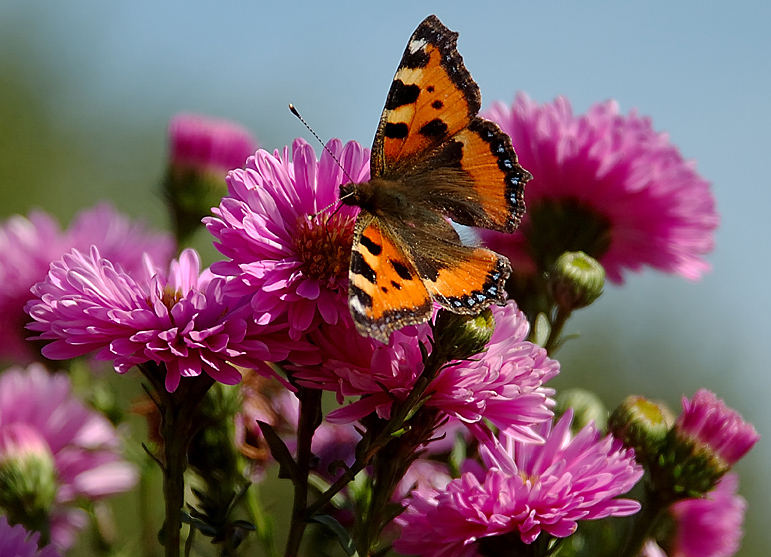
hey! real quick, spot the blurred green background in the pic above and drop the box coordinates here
[1,1,768,555]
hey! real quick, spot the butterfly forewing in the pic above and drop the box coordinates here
[371,15,481,177]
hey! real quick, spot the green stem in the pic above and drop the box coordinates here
[305,345,445,518]
[139,363,213,557]
[619,488,670,557]
[283,387,322,557]
[544,305,571,355]
[246,484,278,557]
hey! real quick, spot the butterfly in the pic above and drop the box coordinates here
[339,14,531,344]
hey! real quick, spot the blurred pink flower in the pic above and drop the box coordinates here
[675,390,759,467]
[0,204,174,364]
[205,138,370,339]
[168,113,257,173]
[26,248,301,391]
[0,516,60,557]
[480,93,718,283]
[667,473,746,557]
[0,365,136,550]
[395,411,643,555]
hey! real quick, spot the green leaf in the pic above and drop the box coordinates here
[256,420,298,482]
[309,514,358,556]
[532,312,551,347]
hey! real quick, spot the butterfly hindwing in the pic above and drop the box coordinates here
[348,212,433,343]
[371,15,480,176]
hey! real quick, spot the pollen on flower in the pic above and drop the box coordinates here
[160,286,183,310]
[293,211,356,288]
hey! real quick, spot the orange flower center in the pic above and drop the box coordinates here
[293,211,355,289]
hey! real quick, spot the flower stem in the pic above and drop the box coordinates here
[283,387,322,557]
[138,363,214,557]
[544,305,571,354]
[619,487,670,557]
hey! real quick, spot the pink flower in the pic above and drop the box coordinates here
[168,113,257,173]
[26,247,300,392]
[0,516,60,557]
[395,412,643,555]
[0,204,174,364]
[205,138,370,339]
[666,473,746,557]
[480,93,718,283]
[294,303,557,444]
[675,390,759,467]
[0,365,136,551]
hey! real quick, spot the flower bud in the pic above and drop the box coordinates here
[548,251,605,311]
[0,424,57,534]
[163,113,257,243]
[652,390,759,500]
[608,395,674,466]
[555,388,608,432]
[433,308,495,361]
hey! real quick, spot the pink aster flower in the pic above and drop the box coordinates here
[674,389,759,467]
[205,138,370,339]
[0,365,136,551]
[67,203,175,275]
[0,516,60,557]
[0,204,174,364]
[168,113,257,173]
[26,247,299,392]
[294,303,557,444]
[666,473,747,557]
[394,411,643,555]
[480,93,718,283]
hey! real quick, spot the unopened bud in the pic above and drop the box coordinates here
[555,388,608,432]
[652,390,760,500]
[608,395,674,466]
[0,424,57,533]
[548,251,605,311]
[433,309,495,361]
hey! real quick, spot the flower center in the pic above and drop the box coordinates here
[525,198,612,272]
[160,286,183,310]
[293,211,356,289]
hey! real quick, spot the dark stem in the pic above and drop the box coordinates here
[619,487,670,557]
[139,363,214,557]
[305,344,446,518]
[283,387,322,557]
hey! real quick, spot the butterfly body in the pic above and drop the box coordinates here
[342,15,531,343]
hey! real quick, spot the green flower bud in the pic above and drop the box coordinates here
[548,251,605,311]
[555,388,608,432]
[0,424,57,534]
[608,395,674,466]
[433,308,495,361]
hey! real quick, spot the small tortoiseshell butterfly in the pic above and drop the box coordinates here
[339,14,531,343]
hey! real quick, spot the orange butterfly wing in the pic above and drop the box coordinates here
[370,15,530,233]
[344,15,530,343]
[348,213,432,343]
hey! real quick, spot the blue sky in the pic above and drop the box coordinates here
[2,1,769,553]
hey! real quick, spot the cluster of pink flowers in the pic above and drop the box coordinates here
[0,203,174,363]
[3,94,758,557]
[395,412,643,555]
